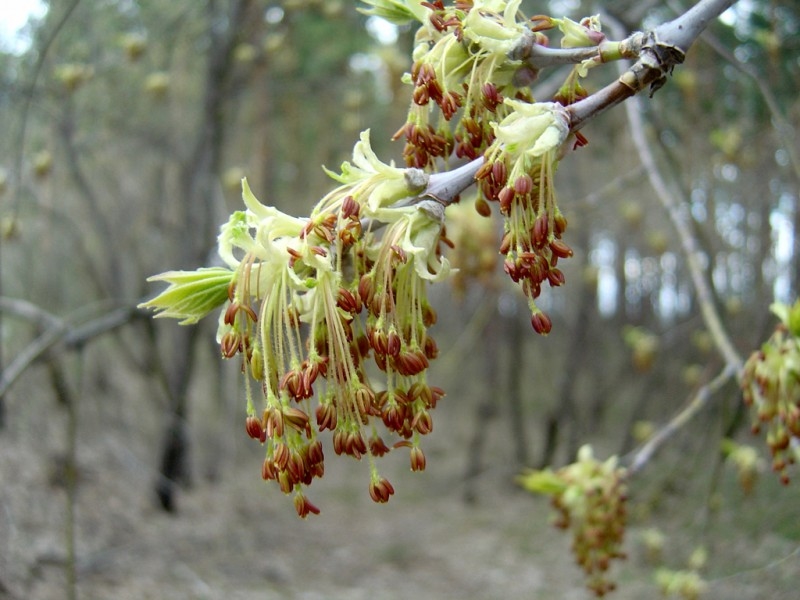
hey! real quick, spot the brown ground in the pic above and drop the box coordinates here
[1,364,798,600]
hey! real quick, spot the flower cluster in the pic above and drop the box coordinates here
[142,132,449,516]
[720,438,764,494]
[741,300,800,485]
[442,196,500,297]
[476,99,571,334]
[518,445,628,597]
[654,568,707,600]
[389,0,542,169]
[362,1,609,333]
[143,1,616,515]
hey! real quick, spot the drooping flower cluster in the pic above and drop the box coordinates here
[442,196,500,297]
[384,0,542,169]
[361,1,609,329]
[142,132,449,516]
[372,1,607,170]
[477,99,572,333]
[741,300,800,485]
[518,445,628,597]
[654,569,707,600]
[720,438,764,495]
[142,1,619,515]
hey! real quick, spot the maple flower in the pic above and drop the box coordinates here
[321,129,428,216]
[741,300,800,484]
[555,15,605,49]
[142,122,454,514]
[518,445,628,596]
[478,98,572,333]
[462,0,527,56]
[492,99,570,157]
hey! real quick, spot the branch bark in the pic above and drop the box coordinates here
[1,0,82,429]
[621,79,743,374]
[567,0,737,130]
[0,297,139,400]
[604,6,744,473]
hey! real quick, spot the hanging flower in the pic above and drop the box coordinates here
[492,99,570,157]
[518,445,628,597]
[477,99,572,334]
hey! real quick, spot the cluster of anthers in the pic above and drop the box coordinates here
[386,0,605,171]
[518,445,628,597]
[142,132,450,516]
[741,300,800,485]
[390,0,537,169]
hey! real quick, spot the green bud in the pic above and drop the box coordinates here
[357,0,427,25]
[788,300,800,338]
[517,469,567,495]
[139,267,234,324]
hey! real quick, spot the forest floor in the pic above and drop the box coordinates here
[1,368,799,600]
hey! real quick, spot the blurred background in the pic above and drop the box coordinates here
[0,1,798,598]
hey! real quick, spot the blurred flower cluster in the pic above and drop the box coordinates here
[741,300,800,485]
[518,445,628,596]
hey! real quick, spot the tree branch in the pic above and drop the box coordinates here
[0,298,140,399]
[687,11,800,182]
[511,34,643,70]
[625,363,738,474]
[621,88,743,374]
[568,0,736,130]
[603,3,746,474]
[408,0,738,207]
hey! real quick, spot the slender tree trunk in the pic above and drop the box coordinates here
[463,291,501,504]
[539,228,593,467]
[506,312,529,467]
[154,0,254,512]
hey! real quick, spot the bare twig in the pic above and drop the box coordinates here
[64,350,83,600]
[625,363,738,474]
[1,0,82,428]
[511,33,643,70]
[685,10,800,182]
[8,0,82,218]
[425,158,484,204]
[601,4,746,474]
[567,0,737,130]
[0,324,67,399]
[0,298,139,399]
[0,297,62,327]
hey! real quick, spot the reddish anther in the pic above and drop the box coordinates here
[530,311,552,335]
[550,239,574,259]
[294,494,321,518]
[245,415,264,440]
[410,446,427,472]
[369,477,395,503]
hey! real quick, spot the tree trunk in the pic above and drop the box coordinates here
[153,0,254,512]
